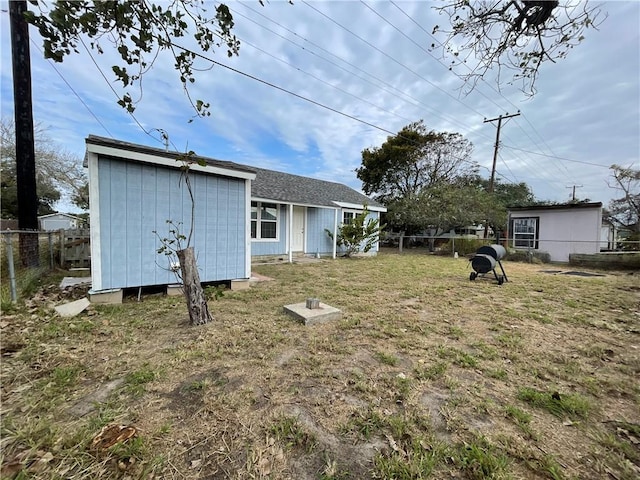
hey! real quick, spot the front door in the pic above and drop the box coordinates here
[292,206,305,252]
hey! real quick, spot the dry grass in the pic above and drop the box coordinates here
[1,252,639,479]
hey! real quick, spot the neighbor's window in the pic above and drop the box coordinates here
[511,217,539,249]
[251,202,278,240]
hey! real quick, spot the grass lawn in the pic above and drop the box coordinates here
[1,252,639,479]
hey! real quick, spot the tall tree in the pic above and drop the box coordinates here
[607,164,640,236]
[358,120,476,203]
[0,118,86,217]
[432,1,605,95]
[358,121,477,234]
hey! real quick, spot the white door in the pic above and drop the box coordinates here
[292,206,305,252]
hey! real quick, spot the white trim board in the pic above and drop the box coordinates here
[86,143,256,181]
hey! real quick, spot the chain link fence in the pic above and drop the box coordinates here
[1,230,90,305]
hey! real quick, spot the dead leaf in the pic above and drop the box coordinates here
[90,424,137,451]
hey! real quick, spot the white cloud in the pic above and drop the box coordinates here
[1,1,638,208]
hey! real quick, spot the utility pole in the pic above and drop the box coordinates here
[566,184,583,201]
[484,111,520,193]
[10,0,39,266]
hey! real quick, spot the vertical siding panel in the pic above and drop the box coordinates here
[97,157,251,288]
[125,163,143,286]
[140,165,158,284]
[154,167,173,285]
[205,176,218,276]
[98,159,112,288]
[217,180,229,277]
[109,160,128,288]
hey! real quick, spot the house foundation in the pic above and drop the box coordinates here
[88,288,123,304]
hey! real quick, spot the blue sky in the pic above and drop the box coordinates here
[1,1,638,212]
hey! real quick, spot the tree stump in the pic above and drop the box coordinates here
[177,247,212,325]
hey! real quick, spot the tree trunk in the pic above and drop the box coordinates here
[177,247,212,326]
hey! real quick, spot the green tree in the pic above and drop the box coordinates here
[327,206,384,258]
[26,1,240,117]
[72,182,90,211]
[358,120,477,233]
[358,120,476,202]
[432,1,605,95]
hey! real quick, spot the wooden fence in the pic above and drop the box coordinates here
[60,229,91,268]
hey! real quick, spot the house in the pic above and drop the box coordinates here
[507,202,603,262]
[250,167,386,261]
[38,213,84,231]
[84,135,385,300]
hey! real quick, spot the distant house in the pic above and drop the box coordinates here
[84,135,385,297]
[38,213,84,231]
[507,202,603,262]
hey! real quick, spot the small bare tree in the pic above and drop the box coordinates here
[432,1,606,95]
[154,153,212,326]
[607,164,640,236]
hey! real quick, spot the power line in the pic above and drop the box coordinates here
[78,37,169,149]
[500,144,611,168]
[30,40,114,138]
[233,34,416,125]
[301,0,487,119]
[387,0,574,180]
[169,40,402,138]
[232,2,493,140]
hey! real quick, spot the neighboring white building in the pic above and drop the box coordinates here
[38,213,84,231]
[507,202,602,262]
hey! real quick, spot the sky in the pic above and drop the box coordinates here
[1,1,638,213]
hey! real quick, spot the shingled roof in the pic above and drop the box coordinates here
[85,135,383,210]
[251,167,384,209]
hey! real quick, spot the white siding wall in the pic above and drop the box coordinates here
[511,207,602,262]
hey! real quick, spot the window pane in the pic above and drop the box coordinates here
[514,218,536,234]
[261,204,277,221]
[251,203,257,220]
[343,212,355,225]
[261,221,276,239]
[251,221,257,239]
[514,234,535,248]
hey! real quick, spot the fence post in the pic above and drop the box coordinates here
[452,237,456,257]
[399,231,404,253]
[59,229,65,268]
[5,233,18,303]
[48,232,54,269]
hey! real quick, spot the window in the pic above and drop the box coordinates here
[511,217,539,249]
[342,210,359,225]
[251,202,278,240]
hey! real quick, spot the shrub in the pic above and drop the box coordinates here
[440,238,489,256]
[507,250,551,263]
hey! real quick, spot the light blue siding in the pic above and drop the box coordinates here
[251,205,288,256]
[306,207,337,254]
[249,206,381,256]
[97,157,247,290]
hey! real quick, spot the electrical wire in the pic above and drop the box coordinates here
[231,2,494,140]
[388,1,574,180]
[78,37,170,149]
[30,39,114,138]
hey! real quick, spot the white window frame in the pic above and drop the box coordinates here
[511,216,539,249]
[251,201,280,242]
[342,209,361,225]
